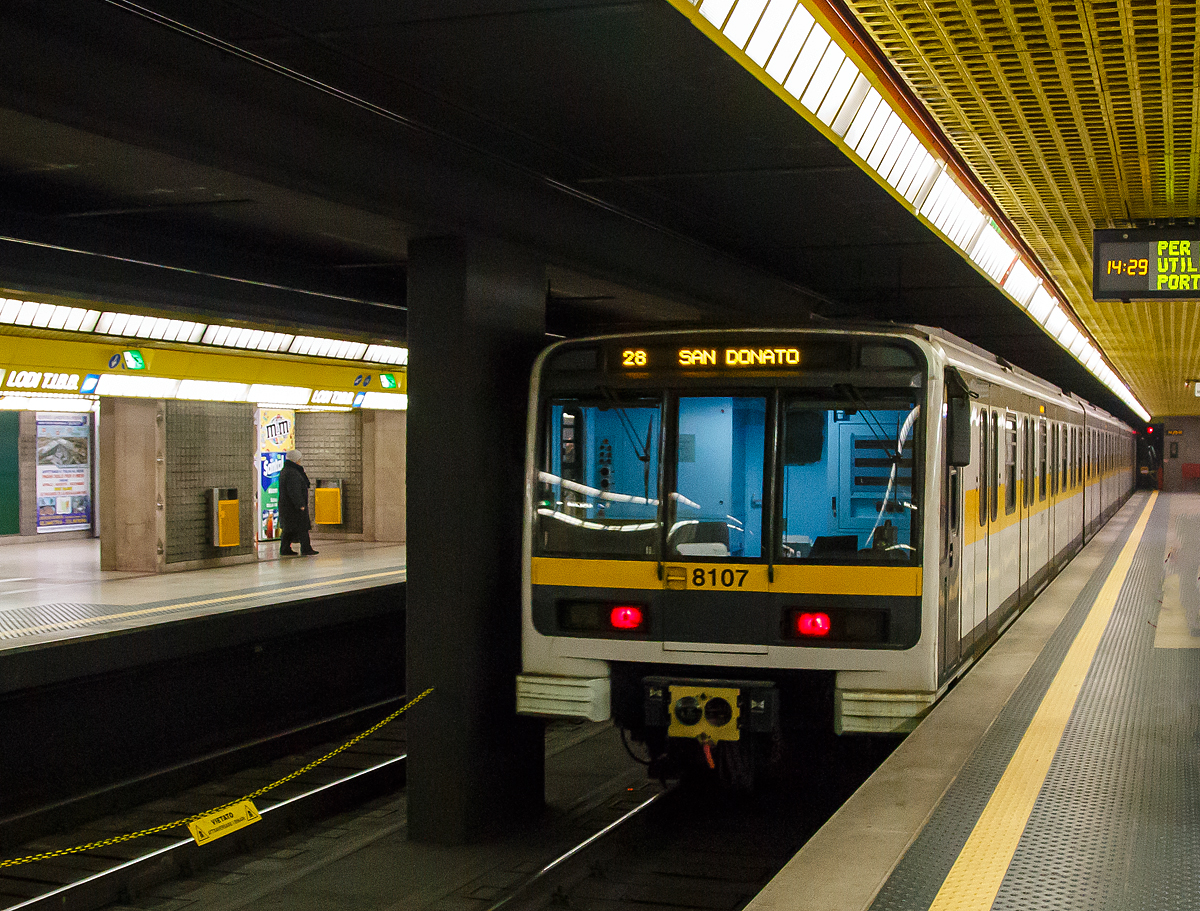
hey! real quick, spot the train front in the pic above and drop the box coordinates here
[518,330,936,781]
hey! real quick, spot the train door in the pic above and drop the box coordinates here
[1033,417,1049,586]
[939,381,962,674]
[986,410,1001,621]
[1002,412,1021,616]
[1021,412,1033,602]
[661,393,768,650]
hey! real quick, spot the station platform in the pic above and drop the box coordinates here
[751,489,1191,911]
[0,538,406,654]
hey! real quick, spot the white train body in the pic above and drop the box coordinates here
[516,326,1134,741]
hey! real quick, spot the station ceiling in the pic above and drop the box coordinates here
[0,0,1185,424]
[841,0,1200,417]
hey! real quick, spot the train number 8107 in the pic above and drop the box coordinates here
[692,568,749,588]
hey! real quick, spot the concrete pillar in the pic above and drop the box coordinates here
[363,409,406,543]
[99,398,162,572]
[406,236,546,844]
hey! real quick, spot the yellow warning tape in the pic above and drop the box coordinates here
[0,687,433,869]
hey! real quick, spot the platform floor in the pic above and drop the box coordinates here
[0,537,405,652]
[751,489,1200,911]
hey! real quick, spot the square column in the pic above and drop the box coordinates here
[405,237,546,843]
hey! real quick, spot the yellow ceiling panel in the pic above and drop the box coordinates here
[841,0,1200,416]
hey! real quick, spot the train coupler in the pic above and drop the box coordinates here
[642,677,778,743]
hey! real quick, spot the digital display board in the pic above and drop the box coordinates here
[1093,228,1200,299]
[608,339,856,373]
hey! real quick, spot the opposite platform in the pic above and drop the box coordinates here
[0,538,405,653]
[751,490,1198,911]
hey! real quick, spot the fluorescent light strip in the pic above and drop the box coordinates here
[831,73,871,137]
[248,384,311,406]
[360,391,408,411]
[745,0,796,66]
[95,374,181,398]
[1003,261,1039,305]
[800,43,845,112]
[724,0,768,47]
[177,380,251,401]
[0,396,95,412]
[765,6,814,83]
[816,58,860,127]
[784,28,830,98]
[697,0,1151,419]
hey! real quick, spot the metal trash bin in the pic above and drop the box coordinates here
[206,487,240,547]
[314,479,343,525]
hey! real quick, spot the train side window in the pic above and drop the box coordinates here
[1038,420,1047,501]
[979,410,989,527]
[1050,424,1057,496]
[1070,429,1080,492]
[1024,418,1033,507]
[1061,425,1068,491]
[990,412,999,522]
[1005,414,1017,514]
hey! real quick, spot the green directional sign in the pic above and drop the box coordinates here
[122,349,146,370]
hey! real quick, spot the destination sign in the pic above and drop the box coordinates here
[1094,228,1200,299]
[621,347,804,370]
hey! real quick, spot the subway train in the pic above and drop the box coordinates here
[516,325,1134,781]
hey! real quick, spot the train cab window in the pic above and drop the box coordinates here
[669,396,766,559]
[1038,420,1048,501]
[780,391,920,562]
[1005,414,1017,514]
[536,395,662,558]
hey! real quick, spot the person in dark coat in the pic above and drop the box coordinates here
[278,450,318,556]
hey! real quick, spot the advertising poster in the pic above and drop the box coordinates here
[259,451,285,540]
[258,408,296,452]
[36,412,92,533]
[256,409,294,541]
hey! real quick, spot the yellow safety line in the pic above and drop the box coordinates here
[0,687,433,869]
[1,569,406,639]
[927,491,1157,910]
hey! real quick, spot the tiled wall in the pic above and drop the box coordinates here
[165,401,256,563]
[295,410,363,535]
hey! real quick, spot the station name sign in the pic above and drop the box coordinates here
[1093,228,1200,299]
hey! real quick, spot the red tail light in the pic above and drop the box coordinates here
[795,612,831,637]
[610,605,644,630]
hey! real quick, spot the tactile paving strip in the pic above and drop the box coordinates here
[992,494,1200,911]
[869,500,1145,911]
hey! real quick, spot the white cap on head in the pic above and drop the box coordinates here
[286,450,303,463]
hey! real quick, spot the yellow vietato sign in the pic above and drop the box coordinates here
[187,800,262,845]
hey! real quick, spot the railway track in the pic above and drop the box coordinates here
[0,697,410,911]
[484,732,901,911]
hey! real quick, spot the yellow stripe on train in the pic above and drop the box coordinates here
[532,557,921,597]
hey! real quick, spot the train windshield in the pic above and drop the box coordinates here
[536,395,662,558]
[781,389,920,562]
[667,395,766,559]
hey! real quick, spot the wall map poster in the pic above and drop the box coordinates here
[36,412,92,533]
